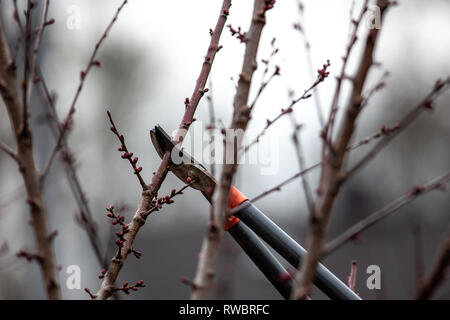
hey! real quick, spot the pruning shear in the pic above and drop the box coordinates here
[150,125,360,300]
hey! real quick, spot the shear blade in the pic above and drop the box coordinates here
[150,125,215,192]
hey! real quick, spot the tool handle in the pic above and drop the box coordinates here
[234,200,361,301]
[228,221,292,299]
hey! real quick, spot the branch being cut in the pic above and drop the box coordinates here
[93,0,232,300]
[190,0,274,300]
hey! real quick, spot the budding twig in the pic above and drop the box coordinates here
[107,110,147,190]
[322,171,450,256]
[244,61,330,153]
[347,78,450,177]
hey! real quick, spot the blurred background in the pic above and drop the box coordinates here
[0,0,449,299]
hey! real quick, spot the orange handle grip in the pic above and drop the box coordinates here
[224,186,248,231]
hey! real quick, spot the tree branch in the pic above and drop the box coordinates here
[323,171,450,256]
[190,0,274,300]
[0,139,18,162]
[291,0,392,299]
[0,12,61,299]
[347,77,450,177]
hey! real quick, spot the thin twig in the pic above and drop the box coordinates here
[107,110,147,190]
[244,65,329,153]
[290,119,315,217]
[323,0,369,145]
[248,38,280,111]
[322,172,450,256]
[415,235,450,300]
[0,140,18,161]
[35,66,110,274]
[347,260,358,294]
[25,0,51,117]
[21,0,33,134]
[294,0,325,127]
[40,0,128,181]
[347,78,450,177]
[206,83,216,179]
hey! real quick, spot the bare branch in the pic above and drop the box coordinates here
[191,0,274,300]
[0,139,18,161]
[0,12,61,299]
[323,172,450,256]
[206,84,216,179]
[244,63,329,153]
[347,77,450,177]
[322,0,369,144]
[292,0,392,299]
[294,0,325,127]
[290,120,315,218]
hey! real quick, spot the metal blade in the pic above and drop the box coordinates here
[150,125,215,192]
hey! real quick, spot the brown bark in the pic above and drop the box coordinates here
[0,16,61,300]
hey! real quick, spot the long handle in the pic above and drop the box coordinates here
[235,200,361,300]
[227,221,292,299]
[203,187,292,298]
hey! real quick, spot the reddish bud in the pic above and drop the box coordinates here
[45,19,55,26]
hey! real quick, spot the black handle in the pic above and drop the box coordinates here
[235,200,361,300]
[228,221,292,299]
